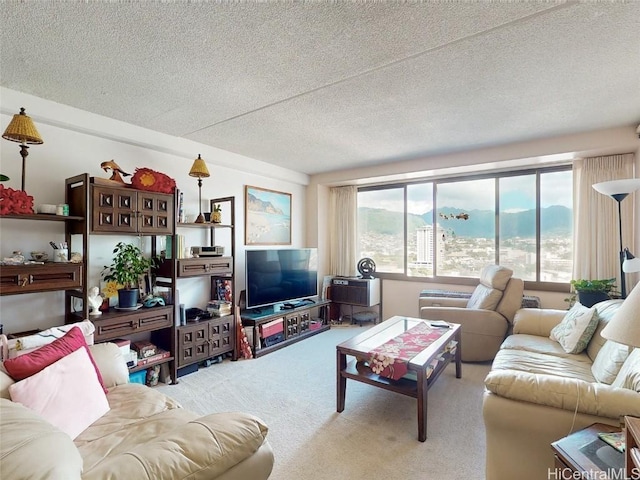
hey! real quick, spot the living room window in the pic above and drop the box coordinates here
[357,166,573,288]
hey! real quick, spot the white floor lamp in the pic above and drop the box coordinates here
[592,178,640,299]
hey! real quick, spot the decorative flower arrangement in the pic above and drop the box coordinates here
[102,280,123,299]
[0,185,35,215]
[130,167,176,194]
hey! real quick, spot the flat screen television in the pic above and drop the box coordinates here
[245,248,318,310]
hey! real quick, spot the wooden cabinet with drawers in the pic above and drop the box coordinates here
[176,315,235,368]
[0,263,83,295]
[91,183,173,235]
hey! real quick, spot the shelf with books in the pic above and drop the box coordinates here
[159,195,237,378]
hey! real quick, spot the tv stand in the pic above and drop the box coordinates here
[241,300,331,358]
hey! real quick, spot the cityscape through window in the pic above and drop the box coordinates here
[357,167,573,286]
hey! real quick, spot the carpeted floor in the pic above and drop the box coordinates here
[157,325,491,480]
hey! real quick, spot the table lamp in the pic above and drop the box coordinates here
[2,107,44,191]
[188,154,210,223]
[601,282,640,350]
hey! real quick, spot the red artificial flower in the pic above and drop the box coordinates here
[130,168,176,194]
[0,185,35,215]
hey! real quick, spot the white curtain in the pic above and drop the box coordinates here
[329,186,358,276]
[573,153,636,287]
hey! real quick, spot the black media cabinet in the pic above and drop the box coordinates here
[240,300,331,358]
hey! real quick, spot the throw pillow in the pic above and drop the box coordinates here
[549,303,599,354]
[612,348,640,392]
[591,340,630,384]
[3,327,107,392]
[8,347,110,439]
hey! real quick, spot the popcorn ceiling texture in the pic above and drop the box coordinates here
[1,2,639,174]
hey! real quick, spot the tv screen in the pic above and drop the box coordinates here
[245,248,318,310]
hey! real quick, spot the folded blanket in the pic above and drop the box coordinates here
[0,320,94,360]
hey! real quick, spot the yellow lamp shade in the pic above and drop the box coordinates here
[189,154,210,178]
[2,108,43,144]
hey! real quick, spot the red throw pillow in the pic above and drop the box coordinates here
[3,326,108,393]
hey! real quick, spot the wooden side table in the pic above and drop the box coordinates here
[551,423,625,479]
[626,416,640,479]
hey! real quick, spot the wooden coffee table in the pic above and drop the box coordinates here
[336,316,461,442]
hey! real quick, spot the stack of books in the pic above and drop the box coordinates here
[207,300,232,317]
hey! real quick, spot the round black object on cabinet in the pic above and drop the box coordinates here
[357,258,376,279]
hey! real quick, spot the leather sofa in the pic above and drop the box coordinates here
[419,265,524,361]
[482,299,640,480]
[0,341,274,480]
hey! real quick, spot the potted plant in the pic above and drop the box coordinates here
[102,242,156,308]
[212,203,222,224]
[567,278,617,308]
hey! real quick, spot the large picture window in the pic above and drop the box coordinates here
[357,166,573,288]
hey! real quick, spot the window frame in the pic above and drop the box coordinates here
[357,164,572,292]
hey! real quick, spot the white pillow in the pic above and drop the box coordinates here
[549,303,599,354]
[9,347,110,439]
[591,340,630,384]
[612,348,640,392]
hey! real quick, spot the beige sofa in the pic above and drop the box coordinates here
[0,341,274,480]
[483,300,640,480]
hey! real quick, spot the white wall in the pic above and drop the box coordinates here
[0,88,310,334]
[308,125,640,315]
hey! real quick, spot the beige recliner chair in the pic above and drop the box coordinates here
[419,265,524,362]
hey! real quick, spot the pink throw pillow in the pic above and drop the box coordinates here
[3,327,107,392]
[9,347,110,439]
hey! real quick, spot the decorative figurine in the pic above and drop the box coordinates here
[100,160,130,184]
[87,286,103,316]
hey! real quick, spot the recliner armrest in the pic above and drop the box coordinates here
[420,307,508,335]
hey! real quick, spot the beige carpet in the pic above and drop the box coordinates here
[157,325,491,480]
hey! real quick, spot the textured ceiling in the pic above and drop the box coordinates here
[1,2,639,175]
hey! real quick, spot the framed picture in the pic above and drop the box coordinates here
[245,185,291,245]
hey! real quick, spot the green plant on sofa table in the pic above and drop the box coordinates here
[102,242,156,308]
[566,278,617,308]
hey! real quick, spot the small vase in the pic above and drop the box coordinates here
[212,211,222,223]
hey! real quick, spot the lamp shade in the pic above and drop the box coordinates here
[188,154,210,179]
[623,250,640,273]
[592,178,640,197]
[2,108,43,144]
[601,283,640,348]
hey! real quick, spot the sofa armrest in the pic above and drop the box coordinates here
[81,411,271,480]
[512,308,566,337]
[419,296,468,308]
[1,399,83,479]
[484,369,640,419]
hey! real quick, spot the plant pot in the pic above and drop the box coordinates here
[577,291,609,308]
[212,211,222,224]
[118,288,140,308]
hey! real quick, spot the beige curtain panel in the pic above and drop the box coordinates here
[329,185,358,277]
[573,153,636,286]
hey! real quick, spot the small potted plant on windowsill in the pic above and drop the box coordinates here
[567,278,617,308]
[102,242,156,309]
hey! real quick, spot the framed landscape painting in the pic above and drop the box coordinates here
[245,185,292,245]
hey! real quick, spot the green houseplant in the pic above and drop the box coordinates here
[102,242,156,308]
[567,278,617,308]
